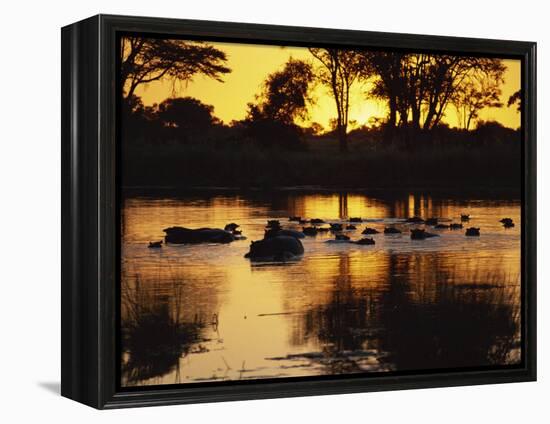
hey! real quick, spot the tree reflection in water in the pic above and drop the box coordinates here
[292,254,520,374]
[376,273,520,370]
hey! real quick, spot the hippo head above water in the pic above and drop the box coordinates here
[245,236,304,261]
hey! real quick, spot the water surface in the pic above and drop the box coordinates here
[121,191,521,387]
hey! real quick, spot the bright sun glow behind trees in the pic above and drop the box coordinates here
[131,39,521,132]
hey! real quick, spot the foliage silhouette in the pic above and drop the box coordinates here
[243,59,316,150]
[309,48,371,152]
[120,36,231,101]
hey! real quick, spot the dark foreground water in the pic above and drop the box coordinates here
[120,191,521,387]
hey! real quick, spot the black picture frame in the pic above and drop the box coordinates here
[61,14,537,409]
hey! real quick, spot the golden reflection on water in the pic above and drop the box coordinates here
[120,192,521,387]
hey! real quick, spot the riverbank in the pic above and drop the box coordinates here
[122,141,521,193]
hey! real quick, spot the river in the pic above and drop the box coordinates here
[120,190,521,387]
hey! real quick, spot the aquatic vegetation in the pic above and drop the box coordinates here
[121,277,208,384]
[290,268,520,374]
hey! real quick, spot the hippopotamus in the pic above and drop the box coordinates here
[410,228,439,240]
[461,214,471,222]
[406,216,425,224]
[264,228,305,239]
[500,218,514,228]
[434,224,450,229]
[349,217,363,223]
[362,227,379,235]
[244,236,304,261]
[224,223,239,232]
[163,226,235,244]
[465,227,480,236]
[450,223,463,230]
[330,223,343,231]
[384,227,402,234]
[425,218,439,226]
[302,226,318,236]
[352,237,375,245]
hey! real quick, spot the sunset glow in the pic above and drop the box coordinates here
[134,41,521,131]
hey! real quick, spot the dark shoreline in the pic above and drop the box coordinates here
[121,184,521,200]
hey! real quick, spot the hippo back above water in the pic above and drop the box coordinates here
[245,236,304,261]
[163,226,235,244]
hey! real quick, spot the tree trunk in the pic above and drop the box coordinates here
[338,125,348,152]
[384,95,397,144]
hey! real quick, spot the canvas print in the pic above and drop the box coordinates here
[119,35,522,387]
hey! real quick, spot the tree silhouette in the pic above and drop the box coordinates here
[156,97,219,141]
[453,74,504,130]
[507,90,521,112]
[309,48,370,152]
[244,59,315,150]
[367,52,407,143]
[120,37,231,101]
[421,56,505,130]
[249,58,315,125]
[367,53,506,138]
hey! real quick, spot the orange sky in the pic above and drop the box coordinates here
[133,40,521,131]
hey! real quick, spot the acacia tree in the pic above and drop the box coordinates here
[245,59,315,149]
[249,58,315,125]
[420,56,505,130]
[453,76,503,130]
[367,53,505,135]
[309,48,370,152]
[120,37,231,101]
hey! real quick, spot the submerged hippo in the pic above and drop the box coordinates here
[244,236,304,261]
[465,227,480,236]
[224,223,239,232]
[330,223,343,231]
[302,226,318,236]
[264,228,305,239]
[410,228,439,240]
[163,226,235,244]
[450,223,463,230]
[352,237,375,245]
[500,218,515,228]
[384,227,402,234]
[362,227,379,235]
